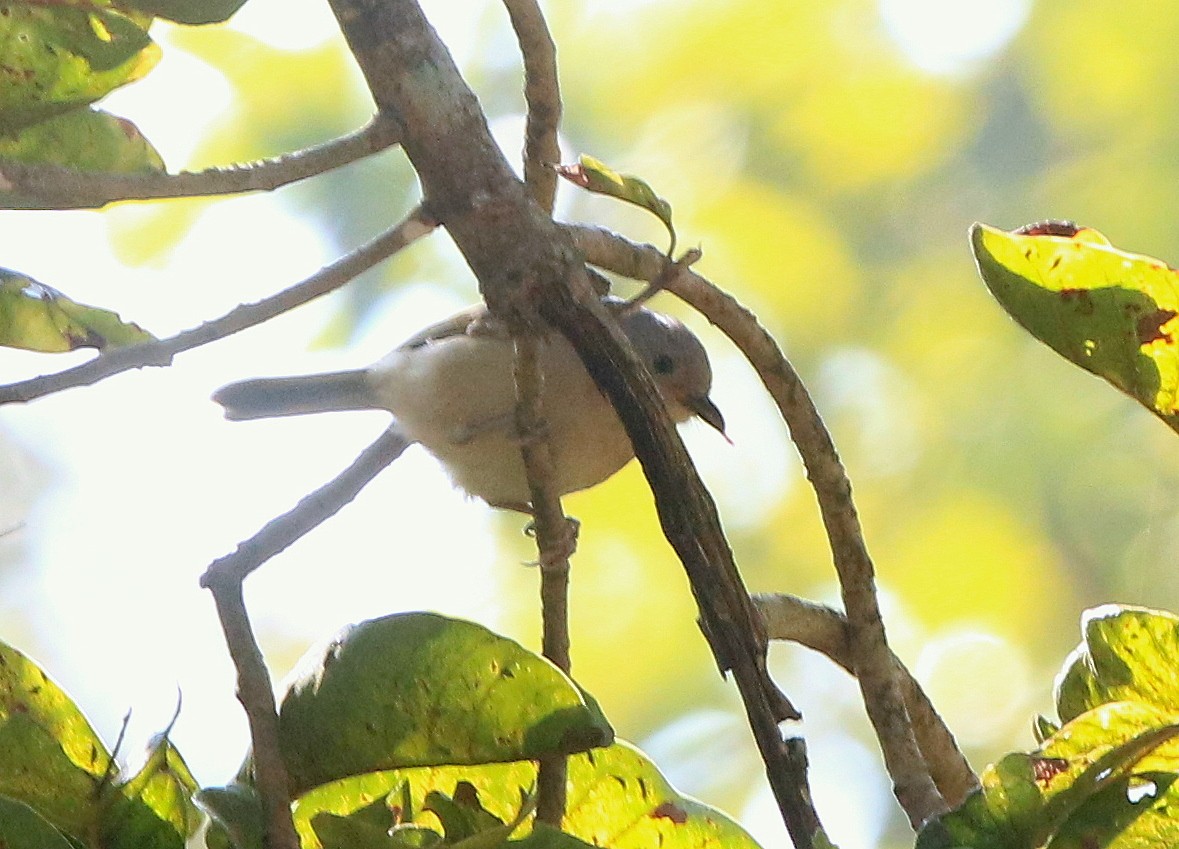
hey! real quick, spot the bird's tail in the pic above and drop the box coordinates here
[212,371,377,420]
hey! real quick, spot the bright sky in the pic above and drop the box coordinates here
[0,3,1032,847]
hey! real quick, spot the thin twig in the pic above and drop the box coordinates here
[0,116,401,209]
[502,0,561,213]
[0,207,436,406]
[204,578,299,849]
[569,224,950,827]
[512,332,572,825]
[754,593,978,806]
[201,425,412,587]
[200,426,411,849]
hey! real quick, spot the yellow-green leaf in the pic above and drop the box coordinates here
[971,221,1179,434]
[102,736,201,849]
[0,108,165,209]
[0,5,158,132]
[556,154,677,255]
[1056,606,1179,723]
[292,742,764,849]
[0,641,111,840]
[0,269,155,352]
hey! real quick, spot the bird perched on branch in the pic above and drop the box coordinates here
[213,299,725,511]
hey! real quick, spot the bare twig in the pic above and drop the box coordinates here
[199,425,411,849]
[325,2,820,843]
[754,593,978,806]
[0,116,401,209]
[201,425,412,587]
[569,224,950,827]
[503,7,570,822]
[203,578,299,849]
[512,331,572,824]
[0,207,436,406]
[502,0,562,213]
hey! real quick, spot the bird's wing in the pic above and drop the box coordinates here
[396,304,504,350]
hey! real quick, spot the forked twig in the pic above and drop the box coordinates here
[569,223,953,826]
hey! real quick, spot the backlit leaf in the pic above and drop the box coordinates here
[101,735,201,849]
[0,108,164,209]
[1056,606,1179,723]
[0,269,154,352]
[292,742,764,849]
[0,5,158,132]
[0,640,110,839]
[971,222,1179,434]
[556,154,676,255]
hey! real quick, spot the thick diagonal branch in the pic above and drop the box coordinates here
[324,1,821,844]
[568,224,953,826]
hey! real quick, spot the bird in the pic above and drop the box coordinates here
[212,299,725,512]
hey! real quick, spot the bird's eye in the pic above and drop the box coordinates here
[652,354,675,375]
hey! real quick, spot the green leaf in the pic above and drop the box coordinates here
[277,612,613,794]
[917,704,1179,849]
[508,823,598,848]
[971,222,1179,434]
[0,795,77,849]
[118,0,249,25]
[1045,773,1179,849]
[556,154,677,255]
[1055,606,1179,723]
[0,641,110,839]
[561,742,764,849]
[0,268,155,352]
[101,735,201,849]
[0,6,158,132]
[292,742,764,849]
[0,108,164,209]
[195,784,265,849]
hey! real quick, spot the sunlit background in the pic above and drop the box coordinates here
[2,1,1177,847]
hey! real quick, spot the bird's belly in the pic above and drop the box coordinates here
[370,336,637,505]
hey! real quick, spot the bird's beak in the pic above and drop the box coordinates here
[685,394,728,438]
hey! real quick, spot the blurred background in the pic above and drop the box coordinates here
[2,0,1177,846]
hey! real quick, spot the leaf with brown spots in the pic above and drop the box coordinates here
[972,223,1179,434]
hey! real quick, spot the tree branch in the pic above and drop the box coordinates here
[502,0,568,821]
[501,0,561,213]
[512,331,573,824]
[0,116,400,209]
[204,578,300,849]
[323,2,821,843]
[201,424,411,587]
[0,206,436,406]
[754,593,978,807]
[568,224,950,827]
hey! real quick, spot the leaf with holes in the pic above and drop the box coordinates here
[971,222,1179,434]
